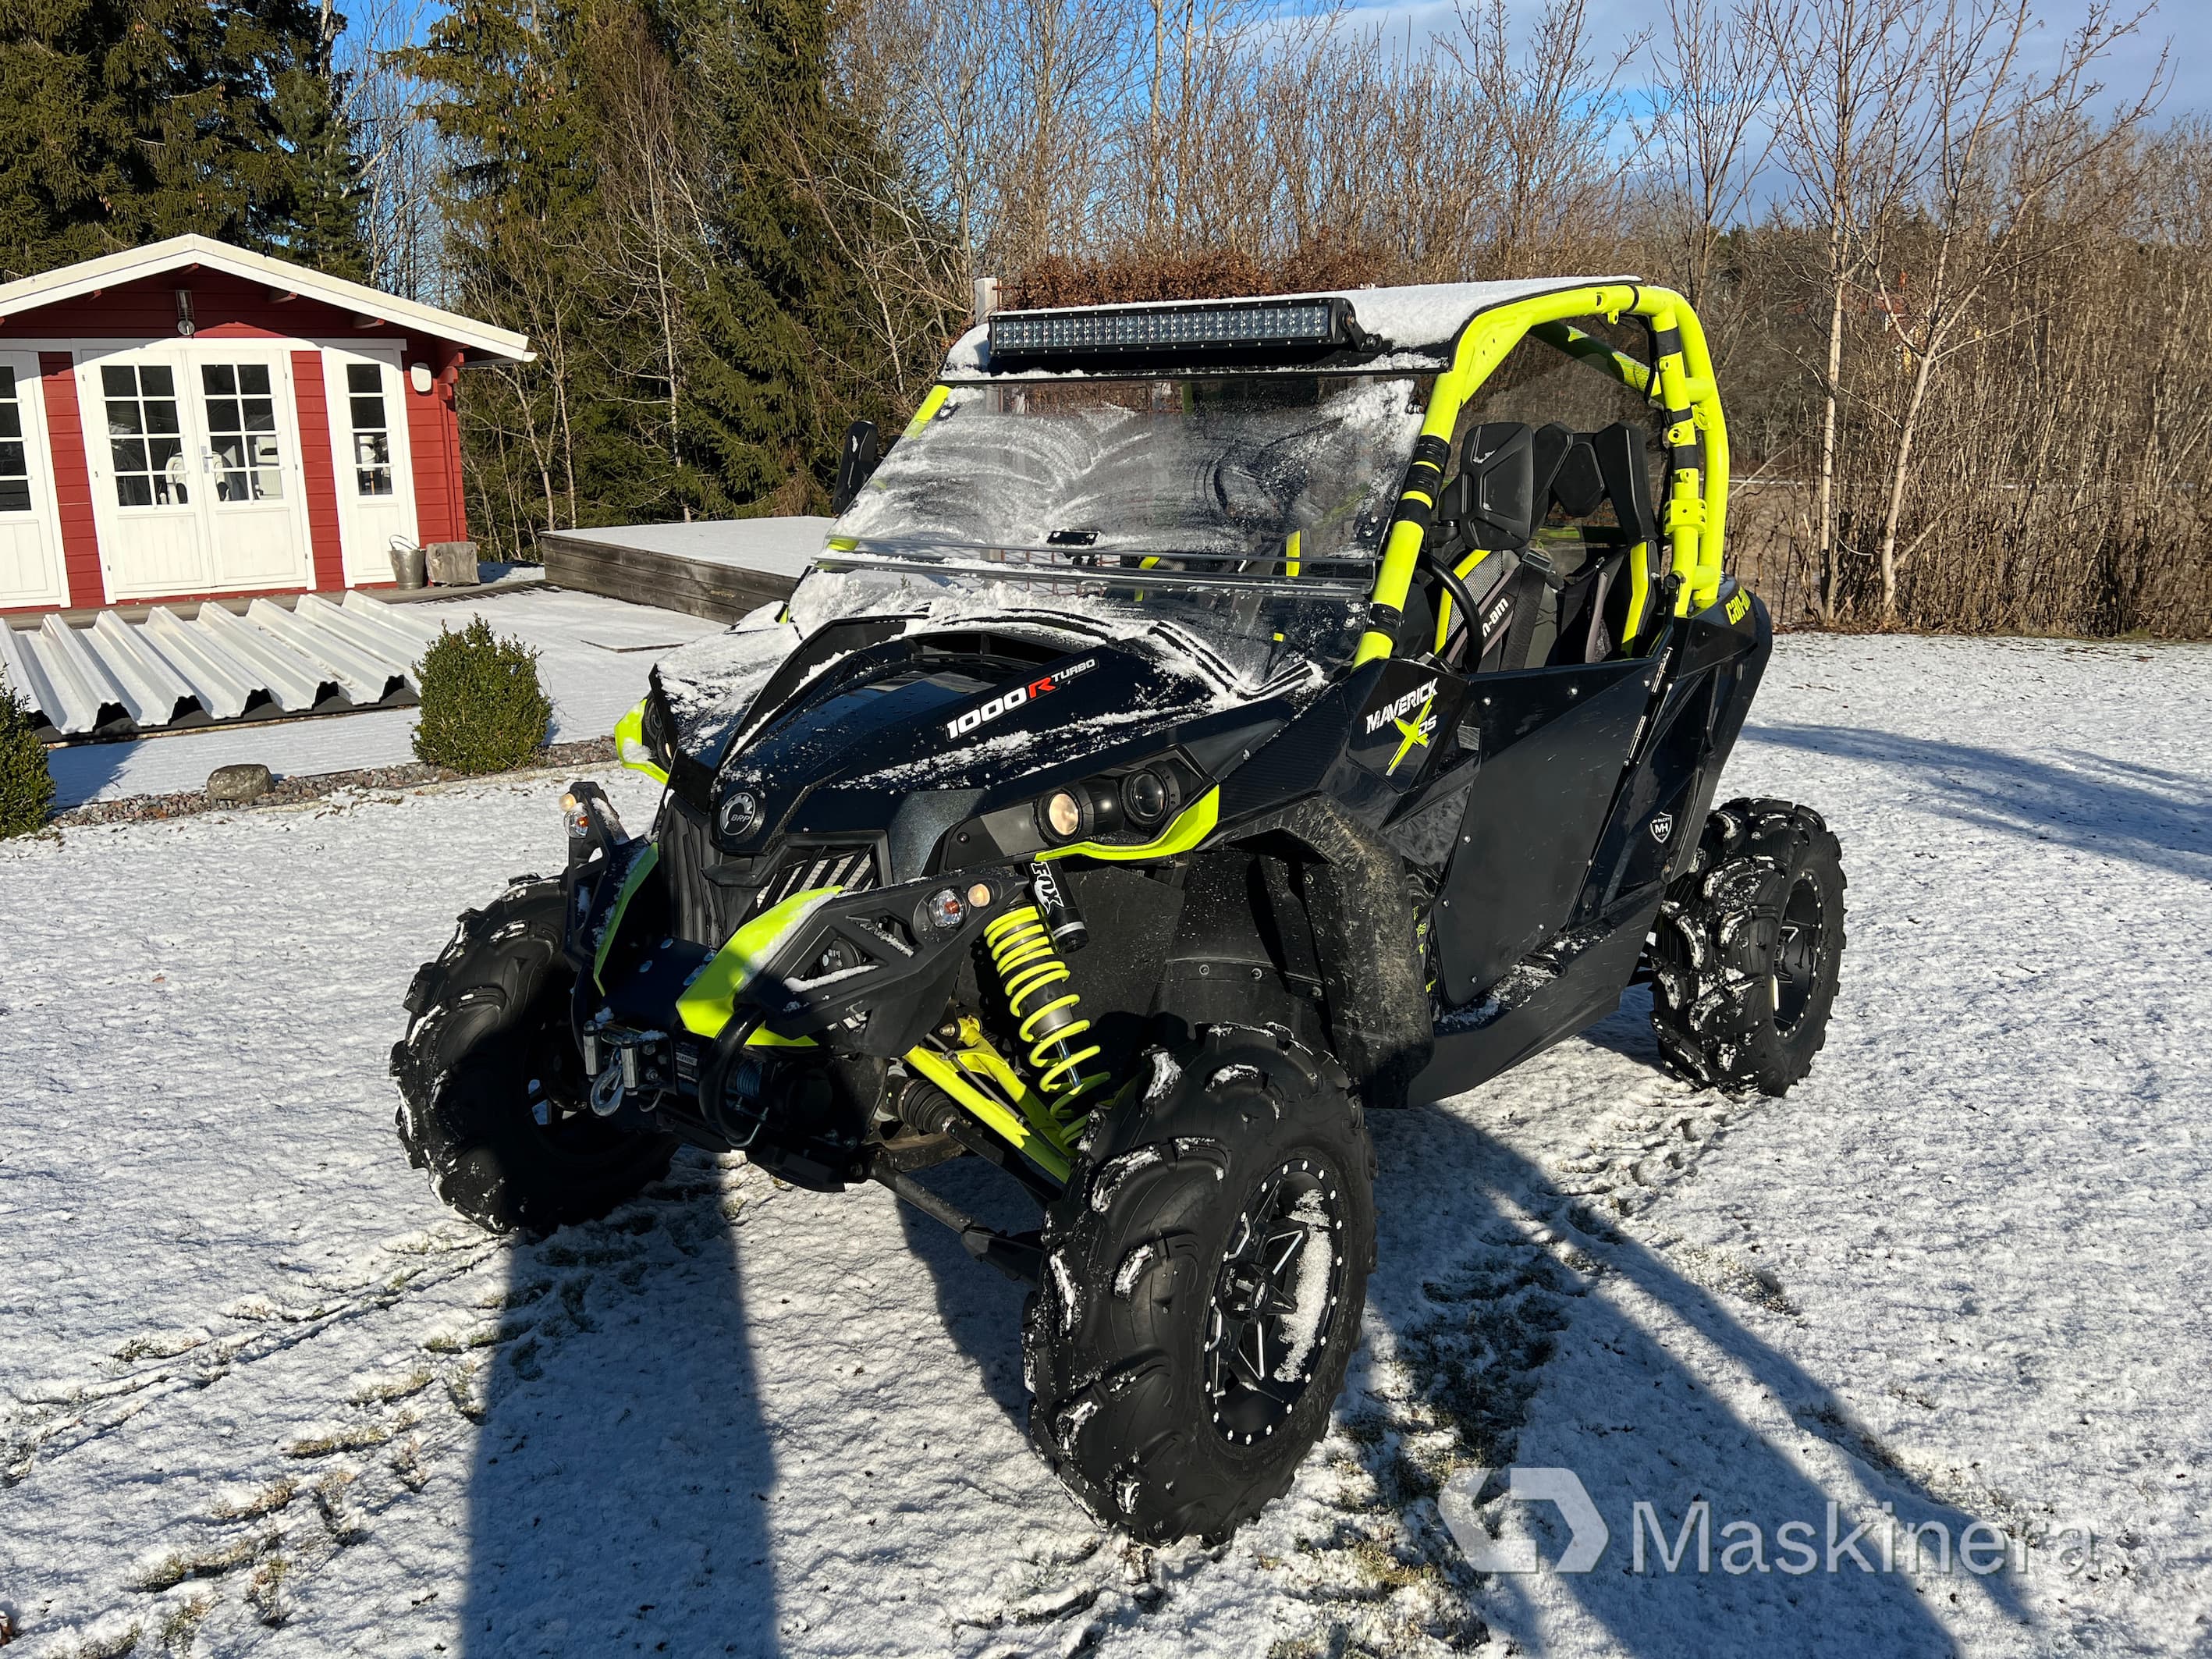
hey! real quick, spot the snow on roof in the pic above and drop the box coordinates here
[0,234,534,364]
[941,275,1641,378]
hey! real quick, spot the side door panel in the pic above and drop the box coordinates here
[1436,658,1650,1004]
[79,346,209,602]
[321,346,419,584]
[0,351,65,608]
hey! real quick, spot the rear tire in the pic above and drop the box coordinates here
[1648,798,1846,1096]
[390,878,675,1232]
[1024,1025,1376,1544]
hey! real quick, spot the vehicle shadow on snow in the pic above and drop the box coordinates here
[1746,723,2212,878]
[894,1155,1045,1428]
[1354,1007,2033,1657]
[457,1151,781,1657]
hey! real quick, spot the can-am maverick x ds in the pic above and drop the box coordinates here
[392,279,1846,1543]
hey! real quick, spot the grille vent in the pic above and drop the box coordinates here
[755,845,877,915]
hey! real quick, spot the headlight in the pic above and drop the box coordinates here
[1043,790,1082,840]
[1039,783,1124,844]
[1120,767,1173,826]
[718,788,762,842]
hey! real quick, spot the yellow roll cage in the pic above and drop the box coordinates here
[1354,282,1729,666]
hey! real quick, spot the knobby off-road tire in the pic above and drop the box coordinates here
[1649,798,1847,1096]
[1024,1025,1376,1544]
[390,878,674,1232]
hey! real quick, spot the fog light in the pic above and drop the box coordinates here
[1044,790,1082,840]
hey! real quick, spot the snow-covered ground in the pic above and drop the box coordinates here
[43,587,724,808]
[2,634,2207,1657]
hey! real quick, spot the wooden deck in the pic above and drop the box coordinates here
[539,518,830,623]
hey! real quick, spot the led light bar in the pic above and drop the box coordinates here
[989,297,1361,361]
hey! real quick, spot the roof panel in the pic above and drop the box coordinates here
[0,235,534,363]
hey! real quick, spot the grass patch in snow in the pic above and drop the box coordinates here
[57,1615,142,1659]
[390,1437,431,1491]
[312,1470,368,1544]
[244,1554,291,1627]
[346,1365,432,1405]
[156,1593,215,1654]
[110,1329,208,1364]
[207,1478,295,1522]
[282,1421,390,1458]
[133,1529,273,1591]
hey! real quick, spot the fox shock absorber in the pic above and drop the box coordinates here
[982,865,1109,1117]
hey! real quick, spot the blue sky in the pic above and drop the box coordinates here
[1323,0,2195,117]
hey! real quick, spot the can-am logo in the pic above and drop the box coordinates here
[945,659,1096,741]
[1365,677,1439,737]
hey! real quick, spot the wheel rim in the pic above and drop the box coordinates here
[1204,1157,1346,1446]
[1770,872,1828,1036]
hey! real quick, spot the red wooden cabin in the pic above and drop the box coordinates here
[0,235,531,615]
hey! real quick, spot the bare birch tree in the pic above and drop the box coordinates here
[1769,0,1933,620]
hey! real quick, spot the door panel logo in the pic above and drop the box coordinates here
[1649,812,1674,844]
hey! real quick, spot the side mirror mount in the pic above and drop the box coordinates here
[1458,422,1536,549]
[829,420,881,514]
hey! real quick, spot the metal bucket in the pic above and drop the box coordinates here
[389,538,428,589]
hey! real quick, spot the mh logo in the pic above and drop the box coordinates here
[1649,811,1674,844]
[1438,1467,1610,1573]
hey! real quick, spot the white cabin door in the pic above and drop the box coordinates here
[190,352,312,591]
[82,347,208,602]
[0,351,65,609]
[321,347,419,584]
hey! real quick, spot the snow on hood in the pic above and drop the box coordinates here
[942,276,1641,378]
[652,604,801,763]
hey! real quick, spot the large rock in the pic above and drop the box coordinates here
[206,762,273,804]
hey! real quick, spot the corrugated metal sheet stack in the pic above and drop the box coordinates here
[0,593,449,739]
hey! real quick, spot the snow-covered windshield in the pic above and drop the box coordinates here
[829,375,1426,579]
[786,564,1368,693]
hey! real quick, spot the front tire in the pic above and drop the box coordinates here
[390,878,675,1231]
[1648,798,1846,1096]
[1024,1025,1376,1544]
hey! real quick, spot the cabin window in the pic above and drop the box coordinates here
[102,364,190,507]
[347,363,394,497]
[201,363,284,502]
[0,367,29,513]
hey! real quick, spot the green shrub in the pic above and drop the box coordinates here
[410,618,553,776]
[0,672,54,837]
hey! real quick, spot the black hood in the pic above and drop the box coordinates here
[707,627,1269,870]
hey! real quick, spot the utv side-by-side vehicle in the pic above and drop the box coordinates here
[392,277,1847,1543]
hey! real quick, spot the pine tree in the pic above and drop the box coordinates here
[670,0,928,511]
[0,0,364,278]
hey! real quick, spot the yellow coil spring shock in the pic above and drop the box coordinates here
[982,904,1109,1119]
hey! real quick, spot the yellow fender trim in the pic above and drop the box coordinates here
[612,699,668,786]
[1036,786,1220,864]
[592,843,660,989]
[674,885,844,1039]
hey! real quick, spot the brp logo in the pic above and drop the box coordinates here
[1438,1467,1610,1573]
[1649,812,1674,844]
